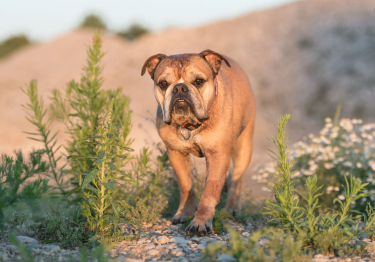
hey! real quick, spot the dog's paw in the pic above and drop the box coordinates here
[185,217,213,236]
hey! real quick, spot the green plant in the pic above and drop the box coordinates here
[203,227,311,262]
[254,117,375,212]
[34,206,89,248]
[0,35,30,59]
[262,114,375,255]
[49,31,133,202]
[0,151,50,227]
[69,99,139,243]
[22,80,69,196]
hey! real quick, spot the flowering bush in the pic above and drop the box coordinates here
[253,117,375,212]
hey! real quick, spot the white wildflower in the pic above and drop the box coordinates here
[324,163,334,169]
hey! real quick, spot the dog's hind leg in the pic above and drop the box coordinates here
[168,149,197,224]
[226,120,255,214]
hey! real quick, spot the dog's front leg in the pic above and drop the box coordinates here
[168,148,197,224]
[185,152,231,236]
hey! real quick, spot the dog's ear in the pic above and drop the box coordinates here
[199,49,231,75]
[141,54,167,79]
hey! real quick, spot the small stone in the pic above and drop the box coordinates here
[0,252,9,261]
[169,237,188,245]
[16,236,38,246]
[40,251,50,256]
[197,244,206,250]
[48,245,60,253]
[314,254,324,258]
[143,244,155,251]
[242,232,250,237]
[311,258,330,262]
[147,249,159,256]
[157,236,169,244]
[217,253,236,262]
[5,245,18,253]
[363,238,371,242]
[199,237,211,246]
[171,248,184,257]
[137,238,147,244]
[166,221,172,226]
[125,259,144,262]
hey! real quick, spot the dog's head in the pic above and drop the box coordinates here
[141,50,231,126]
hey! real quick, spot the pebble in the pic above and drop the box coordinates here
[143,244,155,251]
[16,236,38,246]
[48,245,60,253]
[147,249,159,256]
[157,236,169,244]
[197,244,206,250]
[242,232,250,237]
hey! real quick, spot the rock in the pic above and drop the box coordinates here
[143,244,155,251]
[5,245,18,253]
[311,258,330,262]
[217,253,236,262]
[242,232,250,237]
[169,237,188,245]
[137,238,147,244]
[0,251,9,261]
[147,249,159,256]
[48,245,60,253]
[125,259,143,262]
[199,237,211,246]
[197,244,206,250]
[171,248,184,257]
[15,236,38,246]
[166,221,172,226]
[157,236,169,244]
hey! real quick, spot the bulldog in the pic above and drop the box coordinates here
[141,50,256,236]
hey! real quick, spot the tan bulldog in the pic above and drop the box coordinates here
[141,50,256,236]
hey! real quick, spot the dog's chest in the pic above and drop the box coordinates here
[164,132,204,157]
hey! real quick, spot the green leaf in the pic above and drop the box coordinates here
[103,181,117,191]
[98,150,105,159]
[81,169,98,189]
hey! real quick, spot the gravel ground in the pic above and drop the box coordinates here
[2,218,375,262]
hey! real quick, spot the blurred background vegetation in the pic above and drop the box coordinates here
[0,14,149,60]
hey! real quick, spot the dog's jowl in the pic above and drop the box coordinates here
[141,50,256,236]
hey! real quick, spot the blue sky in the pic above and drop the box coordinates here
[0,0,299,42]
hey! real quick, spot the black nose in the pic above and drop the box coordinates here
[173,83,188,93]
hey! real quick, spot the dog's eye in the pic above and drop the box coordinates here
[158,81,168,89]
[194,78,205,87]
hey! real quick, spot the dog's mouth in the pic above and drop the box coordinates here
[164,96,206,126]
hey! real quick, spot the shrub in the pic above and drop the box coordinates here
[21,31,169,243]
[0,35,30,59]
[263,115,375,255]
[254,117,375,212]
[0,151,50,228]
[117,24,149,41]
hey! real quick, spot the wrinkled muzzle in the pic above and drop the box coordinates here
[163,83,206,124]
